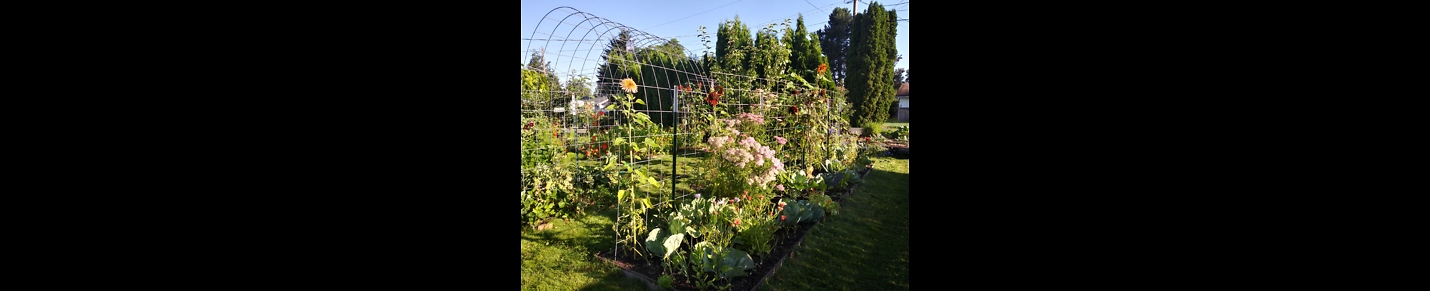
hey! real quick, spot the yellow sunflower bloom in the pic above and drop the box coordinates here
[620,78,638,94]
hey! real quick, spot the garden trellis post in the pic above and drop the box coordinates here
[523,5,861,262]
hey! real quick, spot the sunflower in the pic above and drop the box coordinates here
[816,63,828,76]
[620,78,638,93]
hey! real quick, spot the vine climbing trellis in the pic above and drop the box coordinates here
[520,6,863,268]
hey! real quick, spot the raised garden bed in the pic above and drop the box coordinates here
[595,166,874,291]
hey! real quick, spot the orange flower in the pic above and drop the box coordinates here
[733,219,741,226]
[620,78,638,93]
[705,85,724,106]
[816,63,828,76]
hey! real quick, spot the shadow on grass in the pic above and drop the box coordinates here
[760,157,910,290]
[577,270,655,291]
[520,209,621,255]
[522,208,652,291]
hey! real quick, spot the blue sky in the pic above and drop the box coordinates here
[520,0,908,80]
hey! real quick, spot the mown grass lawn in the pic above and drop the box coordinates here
[760,156,910,290]
[525,154,908,291]
[882,121,907,131]
[520,208,651,291]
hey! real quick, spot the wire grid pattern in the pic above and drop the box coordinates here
[522,6,849,259]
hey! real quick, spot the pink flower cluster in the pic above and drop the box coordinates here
[707,125,785,189]
[723,119,740,128]
[709,136,730,149]
[774,136,787,145]
[736,113,765,125]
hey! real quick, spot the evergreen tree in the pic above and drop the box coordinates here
[715,17,753,75]
[597,30,639,97]
[786,15,835,90]
[845,3,899,126]
[816,8,853,85]
[892,67,906,86]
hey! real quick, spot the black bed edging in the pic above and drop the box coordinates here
[598,166,877,291]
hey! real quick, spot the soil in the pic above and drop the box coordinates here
[880,141,909,158]
[594,166,873,291]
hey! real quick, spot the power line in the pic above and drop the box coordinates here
[644,0,746,30]
[803,0,822,10]
[757,3,838,28]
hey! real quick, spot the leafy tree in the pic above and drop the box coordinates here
[890,67,906,120]
[845,2,899,126]
[597,30,639,96]
[524,51,564,109]
[633,39,700,127]
[786,15,835,90]
[892,67,906,86]
[816,8,853,85]
[748,23,789,90]
[715,16,754,76]
[565,73,592,99]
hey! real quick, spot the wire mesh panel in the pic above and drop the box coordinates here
[520,6,860,265]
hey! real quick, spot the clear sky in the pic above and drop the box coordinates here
[520,0,908,80]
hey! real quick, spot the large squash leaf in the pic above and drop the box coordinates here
[718,248,756,278]
[645,228,668,256]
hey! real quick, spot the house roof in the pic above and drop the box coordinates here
[895,83,909,97]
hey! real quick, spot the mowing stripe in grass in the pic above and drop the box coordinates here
[760,157,910,291]
[521,209,651,291]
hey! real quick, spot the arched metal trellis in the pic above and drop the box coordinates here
[521,6,849,262]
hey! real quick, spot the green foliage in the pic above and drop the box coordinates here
[779,199,824,227]
[658,275,674,289]
[779,168,826,198]
[699,115,786,198]
[787,15,835,90]
[817,7,853,85]
[644,227,685,260]
[845,3,900,126]
[759,158,910,291]
[716,17,754,75]
[733,214,779,257]
[688,241,756,280]
[808,194,840,217]
[861,120,885,137]
[631,39,701,128]
[887,125,909,142]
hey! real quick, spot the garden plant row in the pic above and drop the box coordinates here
[525,58,884,289]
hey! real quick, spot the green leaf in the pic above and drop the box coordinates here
[636,98,646,105]
[648,177,659,187]
[618,190,625,201]
[692,241,720,273]
[642,198,652,209]
[646,228,668,256]
[669,214,687,235]
[662,233,684,259]
[718,248,756,278]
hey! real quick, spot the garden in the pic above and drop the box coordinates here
[521,6,908,290]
